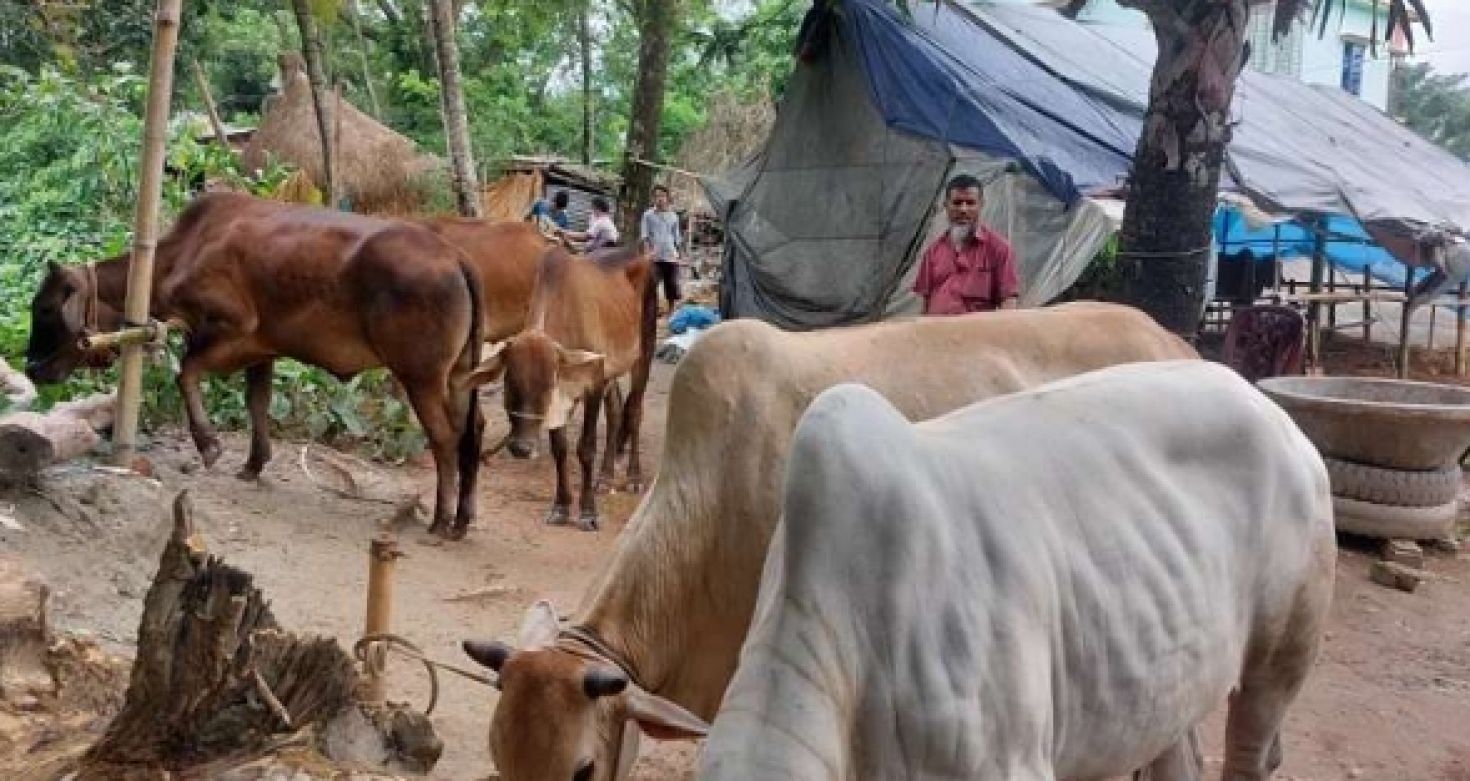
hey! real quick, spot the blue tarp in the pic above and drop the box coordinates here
[845,0,1138,204]
[1214,207,1429,290]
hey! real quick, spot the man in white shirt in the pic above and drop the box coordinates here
[640,185,683,312]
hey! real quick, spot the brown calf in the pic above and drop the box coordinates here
[464,245,657,531]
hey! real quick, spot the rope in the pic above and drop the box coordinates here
[1115,245,1215,260]
[352,633,499,716]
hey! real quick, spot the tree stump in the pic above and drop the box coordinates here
[0,558,53,704]
[0,393,117,485]
[78,491,357,775]
[75,491,442,779]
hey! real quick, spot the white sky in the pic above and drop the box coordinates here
[1402,0,1470,75]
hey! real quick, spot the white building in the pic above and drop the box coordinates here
[1022,0,1407,112]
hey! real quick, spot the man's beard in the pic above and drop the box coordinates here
[948,222,974,248]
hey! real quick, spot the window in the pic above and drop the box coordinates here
[1341,40,1366,95]
[1246,5,1303,77]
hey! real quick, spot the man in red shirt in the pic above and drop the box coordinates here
[912,174,1020,315]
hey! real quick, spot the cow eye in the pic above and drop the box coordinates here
[573,761,594,781]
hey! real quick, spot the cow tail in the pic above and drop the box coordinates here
[457,258,485,469]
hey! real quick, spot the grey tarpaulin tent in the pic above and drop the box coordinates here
[709,0,1470,329]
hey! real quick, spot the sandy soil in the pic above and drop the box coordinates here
[3,356,1469,781]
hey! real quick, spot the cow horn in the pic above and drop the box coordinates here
[583,666,629,699]
[463,639,514,673]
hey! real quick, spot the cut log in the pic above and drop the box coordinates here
[0,358,37,412]
[0,393,116,485]
[75,491,442,779]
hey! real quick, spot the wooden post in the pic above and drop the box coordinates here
[1363,266,1373,343]
[362,535,399,706]
[1457,280,1468,376]
[1307,219,1326,373]
[111,0,183,468]
[1429,299,1438,351]
[1399,271,1414,379]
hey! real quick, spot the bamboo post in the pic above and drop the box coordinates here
[362,535,400,706]
[1457,279,1468,376]
[111,0,183,468]
[189,57,230,154]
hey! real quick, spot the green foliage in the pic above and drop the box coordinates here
[1395,62,1470,161]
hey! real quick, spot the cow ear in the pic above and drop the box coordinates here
[623,686,710,740]
[47,260,61,276]
[518,599,561,650]
[556,345,604,387]
[463,341,509,388]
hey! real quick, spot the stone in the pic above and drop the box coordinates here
[1370,559,1425,593]
[1381,539,1425,569]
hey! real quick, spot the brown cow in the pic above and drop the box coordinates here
[25,195,555,484]
[23,192,503,538]
[463,244,657,531]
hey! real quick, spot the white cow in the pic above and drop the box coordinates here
[698,360,1336,781]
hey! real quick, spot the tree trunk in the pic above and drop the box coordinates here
[426,0,482,218]
[189,57,231,157]
[348,0,383,118]
[580,0,594,166]
[291,0,337,209]
[1114,0,1250,337]
[617,0,679,240]
[0,392,116,486]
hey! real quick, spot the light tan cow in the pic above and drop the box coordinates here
[461,302,1199,781]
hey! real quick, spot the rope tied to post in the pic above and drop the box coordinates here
[352,632,498,716]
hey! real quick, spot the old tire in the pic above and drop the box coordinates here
[1324,457,1463,507]
[1332,495,1460,540]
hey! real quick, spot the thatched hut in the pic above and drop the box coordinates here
[242,52,441,213]
[671,89,774,216]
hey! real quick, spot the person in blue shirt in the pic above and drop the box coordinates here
[527,190,571,230]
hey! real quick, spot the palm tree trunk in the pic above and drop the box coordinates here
[426,0,481,217]
[1114,0,1250,336]
[290,0,336,208]
[580,0,594,166]
[617,0,678,239]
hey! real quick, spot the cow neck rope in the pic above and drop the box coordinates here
[556,624,646,691]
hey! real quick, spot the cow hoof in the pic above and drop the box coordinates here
[577,513,600,532]
[446,525,469,542]
[427,520,449,537]
[198,439,223,469]
[544,506,572,526]
[595,478,617,495]
[625,480,645,494]
[236,465,263,482]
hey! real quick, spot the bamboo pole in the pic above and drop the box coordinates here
[362,534,400,706]
[189,57,230,154]
[80,318,183,352]
[111,0,183,468]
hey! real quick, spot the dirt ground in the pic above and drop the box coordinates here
[3,354,1470,780]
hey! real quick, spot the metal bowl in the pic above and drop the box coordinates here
[1257,375,1470,471]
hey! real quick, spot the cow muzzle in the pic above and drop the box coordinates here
[508,438,536,459]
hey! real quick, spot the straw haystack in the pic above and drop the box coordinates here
[672,89,774,214]
[243,52,442,213]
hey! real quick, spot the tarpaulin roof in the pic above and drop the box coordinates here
[849,0,1470,231]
